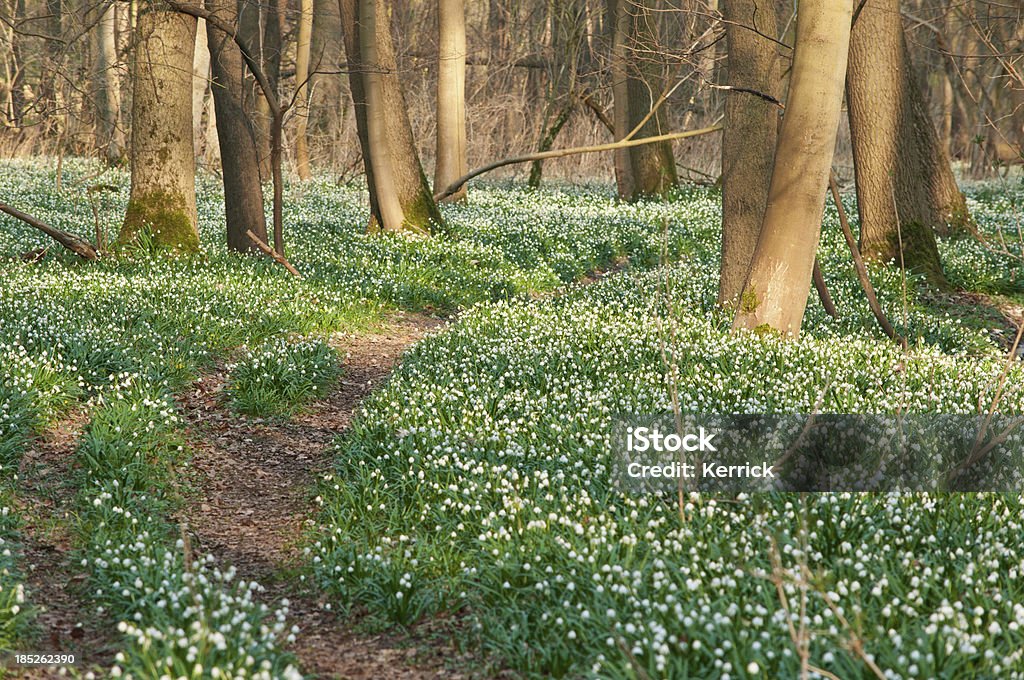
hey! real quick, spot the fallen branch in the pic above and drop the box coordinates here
[828,171,905,347]
[0,200,99,260]
[434,125,724,202]
[246,229,301,278]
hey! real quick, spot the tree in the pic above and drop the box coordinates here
[846,0,968,286]
[608,0,678,200]
[206,0,269,253]
[119,2,200,252]
[94,0,126,163]
[718,0,782,305]
[434,0,468,202]
[237,0,281,180]
[733,0,853,335]
[293,0,314,180]
[191,18,211,155]
[338,0,443,233]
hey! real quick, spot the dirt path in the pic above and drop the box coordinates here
[177,312,474,679]
[10,410,120,678]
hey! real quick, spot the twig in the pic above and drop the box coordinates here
[246,229,301,278]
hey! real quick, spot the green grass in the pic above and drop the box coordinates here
[73,379,302,679]
[2,159,1024,678]
[308,183,1024,678]
[226,338,343,417]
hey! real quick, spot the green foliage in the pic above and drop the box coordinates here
[227,339,342,417]
[0,494,31,654]
[73,378,301,678]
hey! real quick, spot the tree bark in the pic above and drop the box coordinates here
[294,0,313,180]
[191,16,210,155]
[119,4,200,252]
[206,0,269,253]
[94,1,126,163]
[339,0,443,233]
[846,0,966,286]
[434,0,467,202]
[718,0,782,305]
[608,0,677,200]
[608,0,634,198]
[358,0,404,230]
[732,0,853,336]
[236,0,276,179]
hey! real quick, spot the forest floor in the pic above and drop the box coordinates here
[176,311,473,680]
[3,162,1024,678]
[11,312,488,679]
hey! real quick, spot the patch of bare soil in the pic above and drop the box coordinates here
[178,312,479,679]
[7,410,120,678]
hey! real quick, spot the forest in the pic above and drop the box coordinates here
[0,0,1023,677]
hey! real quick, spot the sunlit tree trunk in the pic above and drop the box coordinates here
[206,0,268,253]
[358,0,404,230]
[434,0,467,202]
[294,0,313,180]
[718,0,782,305]
[733,0,853,335]
[846,0,966,285]
[119,4,199,252]
[339,0,443,233]
[191,17,210,155]
[94,1,126,163]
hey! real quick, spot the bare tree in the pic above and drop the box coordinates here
[338,0,443,233]
[718,0,782,305]
[434,0,468,202]
[206,0,269,253]
[733,0,853,335]
[608,0,678,200]
[119,2,200,252]
[94,0,125,163]
[191,16,211,155]
[846,0,968,286]
[293,0,313,180]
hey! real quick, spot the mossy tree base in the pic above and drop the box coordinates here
[862,218,950,290]
[119,190,200,253]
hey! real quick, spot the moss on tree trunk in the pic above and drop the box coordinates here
[120,190,200,252]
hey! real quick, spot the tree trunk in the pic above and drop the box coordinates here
[732,0,853,336]
[608,0,677,200]
[119,4,199,252]
[339,0,443,233]
[718,0,782,306]
[434,0,467,202]
[294,0,313,180]
[608,0,634,198]
[337,0,378,219]
[236,0,276,180]
[94,1,126,163]
[9,0,27,127]
[846,0,966,286]
[358,0,404,230]
[192,17,210,156]
[206,0,269,253]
